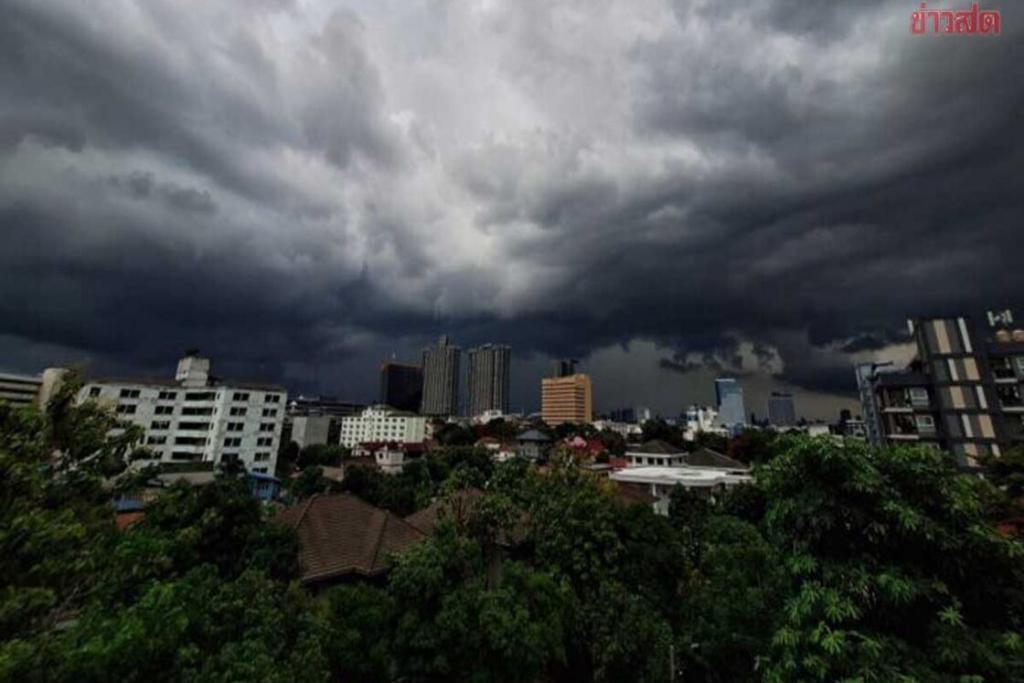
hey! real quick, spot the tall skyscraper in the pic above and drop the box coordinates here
[467,344,511,417]
[542,373,592,425]
[420,335,461,416]
[714,377,746,430]
[379,362,423,413]
[767,391,797,426]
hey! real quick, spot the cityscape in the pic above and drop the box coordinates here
[1,1,1022,682]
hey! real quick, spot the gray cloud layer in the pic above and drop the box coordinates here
[1,0,1021,416]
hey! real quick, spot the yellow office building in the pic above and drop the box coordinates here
[542,373,592,425]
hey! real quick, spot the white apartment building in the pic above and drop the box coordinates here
[337,405,428,448]
[78,353,286,474]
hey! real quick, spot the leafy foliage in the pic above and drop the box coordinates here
[3,388,1023,683]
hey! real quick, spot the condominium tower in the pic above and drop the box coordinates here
[420,335,461,416]
[857,312,1024,462]
[467,344,511,417]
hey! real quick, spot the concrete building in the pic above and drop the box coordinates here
[858,312,1024,463]
[610,464,752,515]
[78,352,286,475]
[288,415,335,449]
[287,395,364,418]
[282,395,363,450]
[421,336,460,416]
[684,405,722,440]
[467,344,511,417]
[337,405,428,448]
[767,392,797,426]
[542,373,592,425]
[0,371,43,407]
[379,362,423,413]
[714,378,746,431]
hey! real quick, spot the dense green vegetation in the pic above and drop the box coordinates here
[2,387,1023,682]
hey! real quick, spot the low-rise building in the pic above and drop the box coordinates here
[272,494,427,586]
[515,428,552,460]
[338,405,428,448]
[610,466,752,515]
[79,352,286,474]
[352,441,428,474]
[624,440,689,467]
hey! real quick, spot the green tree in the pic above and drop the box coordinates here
[760,436,1024,682]
[389,526,566,683]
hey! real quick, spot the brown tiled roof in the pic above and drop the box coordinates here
[273,494,426,583]
[635,439,683,454]
[404,489,485,535]
[683,448,749,470]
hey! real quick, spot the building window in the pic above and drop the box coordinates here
[178,422,211,431]
[1016,356,1024,375]
[146,435,167,445]
[230,407,247,416]
[185,391,217,401]
[175,436,206,446]
[262,408,277,417]
[88,386,101,397]
[155,405,174,415]
[259,423,274,432]
[257,437,272,447]
[233,392,250,401]
[158,390,178,400]
[151,420,171,430]
[253,467,268,474]
[116,404,137,415]
[227,422,243,432]
[915,415,935,430]
[265,394,280,404]
[908,388,929,407]
[181,407,214,416]
[255,452,271,462]
[119,388,141,399]
[224,437,242,448]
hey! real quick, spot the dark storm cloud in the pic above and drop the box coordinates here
[0,0,1021,411]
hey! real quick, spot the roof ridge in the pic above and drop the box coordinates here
[369,510,393,572]
[292,494,318,529]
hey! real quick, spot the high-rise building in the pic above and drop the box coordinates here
[467,344,511,417]
[420,335,461,416]
[78,352,286,474]
[858,312,1024,463]
[714,378,746,430]
[767,391,797,426]
[379,362,423,413]
[552,359,578,378]
[542,373,592,425]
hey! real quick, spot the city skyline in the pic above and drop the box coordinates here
[0,1,1019,422]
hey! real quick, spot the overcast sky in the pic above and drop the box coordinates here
[1,0,1021,419]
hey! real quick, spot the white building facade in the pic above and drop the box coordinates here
[78,354,286,474]
[338,405,428,448]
